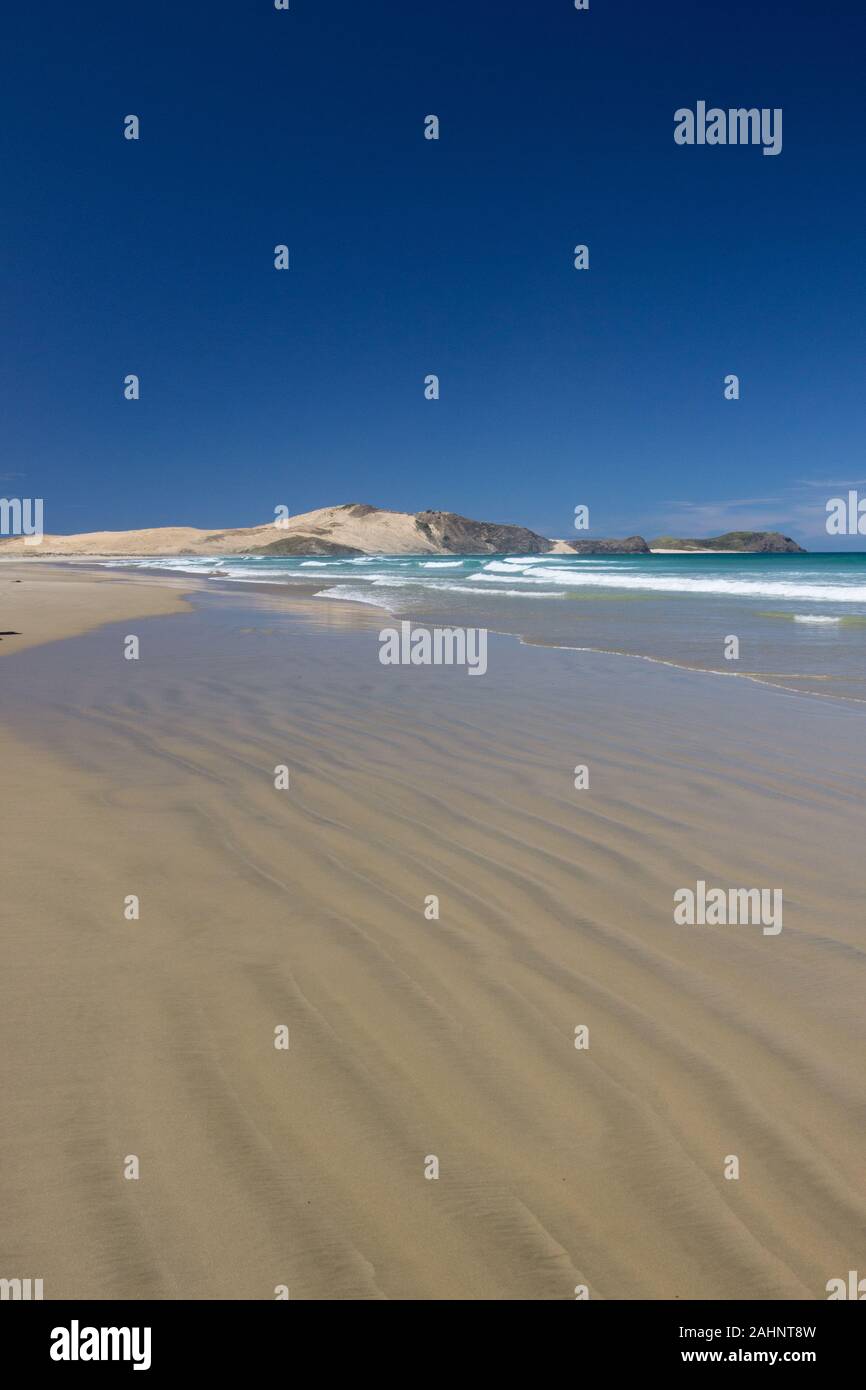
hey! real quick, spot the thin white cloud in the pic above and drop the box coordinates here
[797,478,866,488]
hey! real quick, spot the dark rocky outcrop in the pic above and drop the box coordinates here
[414,510,554,554]
[249,535,364,557]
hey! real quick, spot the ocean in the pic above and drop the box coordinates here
[100,551,866,702]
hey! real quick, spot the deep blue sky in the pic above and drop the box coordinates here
[3,1,865,544]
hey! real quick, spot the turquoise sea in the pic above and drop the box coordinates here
[102,551,866,702]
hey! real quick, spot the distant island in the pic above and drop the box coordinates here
[0,503,806,556]
[650,531,805,554]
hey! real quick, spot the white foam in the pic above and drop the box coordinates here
[93,554,866,608]
[470,570,866,601]
[313,585,398,612]
[418,583,566,598]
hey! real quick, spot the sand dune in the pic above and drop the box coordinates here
[0,503,562,558]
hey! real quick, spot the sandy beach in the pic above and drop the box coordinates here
[1,565,865,1300]
[0,563,196,656]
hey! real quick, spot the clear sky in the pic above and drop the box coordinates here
[3,1,865,545]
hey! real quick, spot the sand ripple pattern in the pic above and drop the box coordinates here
[2,598,865,1298]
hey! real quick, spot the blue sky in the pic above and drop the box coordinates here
[3,1,865,545]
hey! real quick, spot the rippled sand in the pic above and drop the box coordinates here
[1,577,865,1299]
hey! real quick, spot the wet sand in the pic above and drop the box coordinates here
[1,576,865,1299]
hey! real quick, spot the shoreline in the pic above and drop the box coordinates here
[0,560,383,657]
[0,562,199,656]
[2,558,862,707]
[650,547,750,554]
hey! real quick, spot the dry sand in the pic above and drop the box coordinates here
[1,572,865,1299]
[0,562,196,655]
